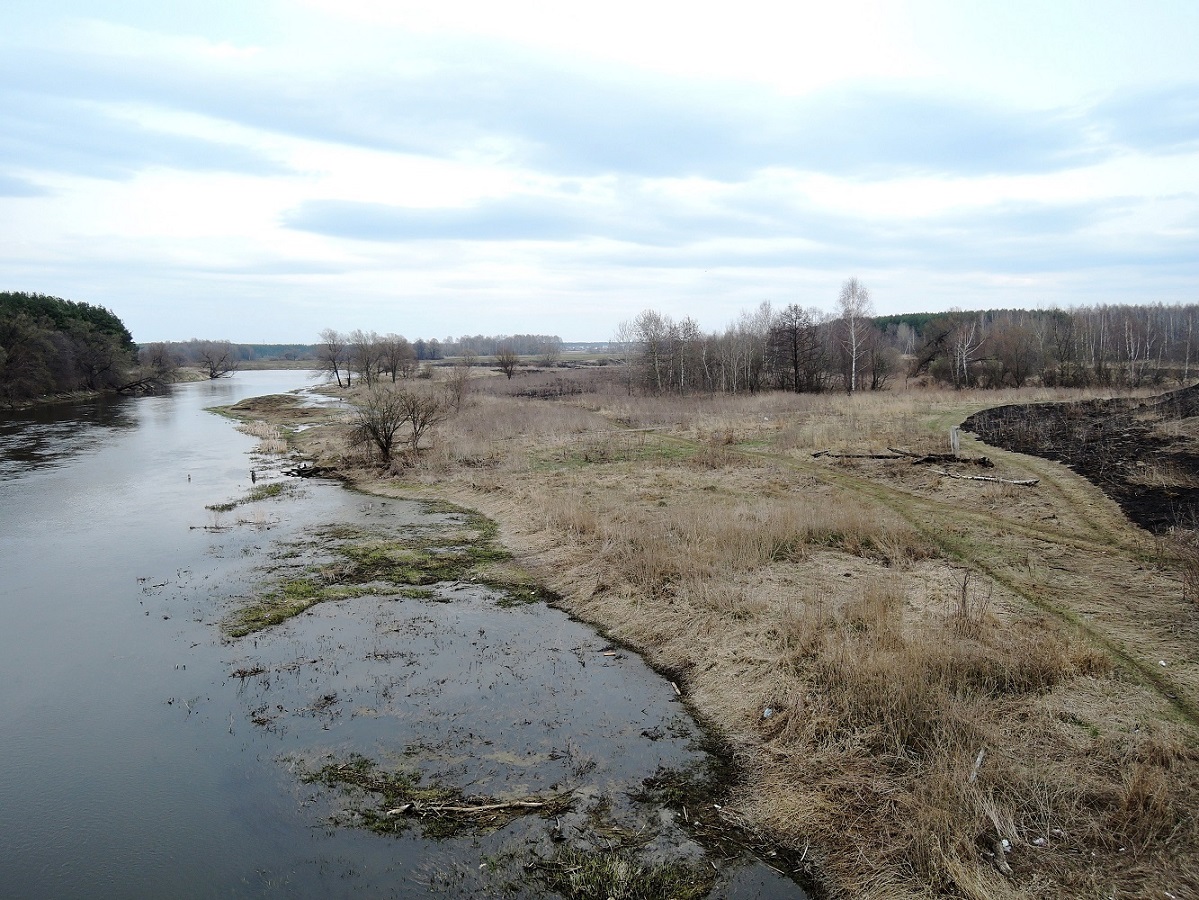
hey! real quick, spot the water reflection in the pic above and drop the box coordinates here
[0,397,137,480]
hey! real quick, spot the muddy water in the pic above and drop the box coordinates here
[0,372,807,899]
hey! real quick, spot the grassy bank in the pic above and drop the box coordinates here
[247,371,1199,899]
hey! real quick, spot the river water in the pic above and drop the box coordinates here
[0,371,808,899]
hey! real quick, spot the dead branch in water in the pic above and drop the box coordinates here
[385,796,567,818]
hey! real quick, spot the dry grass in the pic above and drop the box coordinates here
[287,372,1199,899]
[236,419,289,454]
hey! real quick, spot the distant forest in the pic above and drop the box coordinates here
[304,301,1199,396]
[0,291,136,401]
[7,287,1198,403]
[611,297,1199,395]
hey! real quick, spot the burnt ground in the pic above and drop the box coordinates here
[964,383,1199,533]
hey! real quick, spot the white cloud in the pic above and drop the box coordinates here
[0,0,1196,341]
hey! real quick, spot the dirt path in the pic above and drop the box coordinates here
[728,425,1198,726]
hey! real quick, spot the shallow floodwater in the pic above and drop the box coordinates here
[0,372,808,899]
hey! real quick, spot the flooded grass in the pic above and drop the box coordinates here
[206,481,292,512]
[302,754,574,840]
[226,500,554,637]
[533,846,715,900]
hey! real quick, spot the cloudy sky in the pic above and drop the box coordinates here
[2,1,1197,342]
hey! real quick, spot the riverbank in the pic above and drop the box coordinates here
[229,376,1199,900]
[216,387,814,898]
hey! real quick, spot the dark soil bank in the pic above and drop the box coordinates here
[963,383,1199,533]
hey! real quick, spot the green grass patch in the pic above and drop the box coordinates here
[206,481,290,512]
[227,578,368,637]
[226,504,553,637]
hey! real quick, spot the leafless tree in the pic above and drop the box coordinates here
[495,344,520,379]
[351,385,451,463]
[348,329,381,387]
[768,304,824,392]
[317,328,348,387]
[445,353,475,412]
[634,309,669,394]
[610,319,638,395]
[196,340,238,379]
[399,387,451,449]
[536,338,562,367]
[139,342,178,378]
[837,278,873,393]
[379,333,417,382]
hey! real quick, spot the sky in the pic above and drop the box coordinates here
[1,1,1197,343]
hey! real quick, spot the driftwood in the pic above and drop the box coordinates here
[930,468,1038,487]
[385,795,568,818]
[283,463,336,478]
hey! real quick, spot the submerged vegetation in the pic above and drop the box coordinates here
[533,847,714,900]
[205,481,290,513]
[225,501,552,637]
[301,754,573,839]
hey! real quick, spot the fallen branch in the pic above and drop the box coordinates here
[812,450,904,460]
[386,796,567,817]
[968,747,987,783]
[890,447,994,468]
[283,463,337,478]
[930,468,1038,486]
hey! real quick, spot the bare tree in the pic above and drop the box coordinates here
[317,328,348,387]
[950,315,986,388]
[347,329,381,387]
[610,319,638,395]
[139,342,178,379]
[445,352,475,412]
[768,304,824,392]
[495,344,520,379]
[837,278,873,393]
[350,387,409,462]
[634,309,670,394]
[536,338,562,367]
[196,340,238,379]
[399,387,451,449]
[379,333,417,382]
[350,385,451,463]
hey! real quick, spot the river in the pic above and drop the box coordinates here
[0,371,808,899]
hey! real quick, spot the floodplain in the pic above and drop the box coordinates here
[249,366,1199,900]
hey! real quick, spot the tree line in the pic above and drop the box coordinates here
[899,303,1199,389]
[0,291,137,401]
[313,328,564,387]
[613,280,1199,396]
[611,278,894,395]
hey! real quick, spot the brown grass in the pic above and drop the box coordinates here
[283,373,1199,899]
